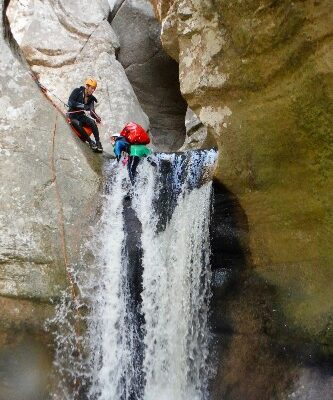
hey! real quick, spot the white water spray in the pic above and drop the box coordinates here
[133,151,216,400]
[86,164,141,400]
[51,150,217,400]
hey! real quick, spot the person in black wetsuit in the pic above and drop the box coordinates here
[68,78,103,152]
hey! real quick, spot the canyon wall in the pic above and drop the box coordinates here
[151,0,333,398]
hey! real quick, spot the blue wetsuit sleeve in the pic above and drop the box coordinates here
[114,142,119,158]
[114,141,130,160]
[114,141,122,159]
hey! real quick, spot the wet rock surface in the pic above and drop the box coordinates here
[210,180,333,399]
[0,297,54,400]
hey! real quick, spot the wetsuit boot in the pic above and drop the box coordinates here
[89,140,98,151]
[96,141,103,153]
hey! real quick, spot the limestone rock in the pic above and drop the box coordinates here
[0,0,104,300]
[152,0,333,346]
[0,296,54,400]
[7,0,149,154]
[179,107,207,150]
[111,0,187,151]
[152,0,333,396]
[0,0,108,395]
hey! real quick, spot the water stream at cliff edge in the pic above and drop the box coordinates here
[51,150,217,400]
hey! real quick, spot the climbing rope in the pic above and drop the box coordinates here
[31,73,69,108]
[31,73,102,127]
[32,71,100,399]
[31,73,87,307]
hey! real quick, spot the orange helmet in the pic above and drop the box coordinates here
[85,78,97,89]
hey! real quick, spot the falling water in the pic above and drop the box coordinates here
[87,165,143,400]
[133,151,216,400]
[50,150,217,400]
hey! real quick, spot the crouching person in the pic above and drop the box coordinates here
[68,78,103,153]
[111,122,154,184]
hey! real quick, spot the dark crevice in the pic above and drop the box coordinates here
[108,0,127,23]
[210,179,250,275]
[108,1,187,152]
[124,48,161,71]
[3,0,24,61]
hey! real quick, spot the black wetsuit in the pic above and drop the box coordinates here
[68,86,100,142]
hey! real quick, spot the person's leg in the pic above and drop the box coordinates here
[132,156,140,177]
[127,156,133,183]
[81,115,103,152]
[81,115,100,142]
[70,117,92,142]
[128,156,140,184]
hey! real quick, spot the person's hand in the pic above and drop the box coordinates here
[84,104,90,111]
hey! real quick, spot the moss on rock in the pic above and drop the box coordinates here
[152,0,333,358]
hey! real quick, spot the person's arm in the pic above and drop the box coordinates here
[121,141,130,156]
[90,110,101,123]
[89,98,101,123]
[68,88,84,109]
[114,141,122,161]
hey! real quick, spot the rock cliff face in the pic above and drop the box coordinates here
[2,0,333,397]
[7,0,149,154]
[0,1,103,397]
[1,2,105,303]
[151,0,333,398]
[7,0,189,152]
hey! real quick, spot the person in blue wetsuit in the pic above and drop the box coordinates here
[110,134,155,184]
[110,134,130,161]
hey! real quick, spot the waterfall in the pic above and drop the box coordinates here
[87,165,144,400]
[50,150,217,400]
[133,151,216,400]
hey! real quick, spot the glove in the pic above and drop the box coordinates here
[84,104,91,111]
